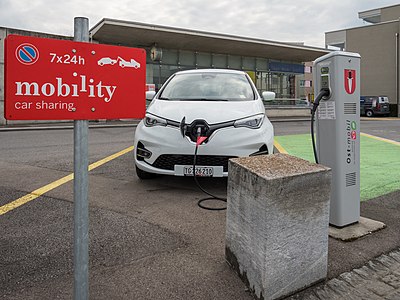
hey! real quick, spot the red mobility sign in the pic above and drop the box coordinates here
[5,34,146,120]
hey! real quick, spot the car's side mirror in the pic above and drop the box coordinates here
[146,91,156,101]
[262,91,276,101]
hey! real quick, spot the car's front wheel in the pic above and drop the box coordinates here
[136,165,156,179]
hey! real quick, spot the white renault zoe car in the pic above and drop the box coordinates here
[134,69,275,179]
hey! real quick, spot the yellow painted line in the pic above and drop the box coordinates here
[274,139,288,154]
[0,174,74,215]
[361,132,400,147]
[88,146,134,171]
[0,146,134,215]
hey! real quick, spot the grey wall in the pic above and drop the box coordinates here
[381,5,400,22]
[346,21,399,103]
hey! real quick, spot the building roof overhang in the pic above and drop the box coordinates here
[90,18,329,62]
[358,8,381,24]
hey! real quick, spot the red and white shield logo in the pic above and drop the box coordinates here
[344,69,356,94]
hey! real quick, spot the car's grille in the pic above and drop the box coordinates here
[152,154,236,172]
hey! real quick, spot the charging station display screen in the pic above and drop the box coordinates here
[321,75,330,90]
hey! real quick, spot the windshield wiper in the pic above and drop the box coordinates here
[186,98,229,102]
[160,97,229,101]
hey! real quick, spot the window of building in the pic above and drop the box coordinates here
[304,66,313,73]
[145,47,306,99]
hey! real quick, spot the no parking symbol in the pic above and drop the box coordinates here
[15,43,39,65]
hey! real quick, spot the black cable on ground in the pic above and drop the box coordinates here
[193,144,227,211]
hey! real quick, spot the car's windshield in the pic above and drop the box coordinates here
[159,72,255,101]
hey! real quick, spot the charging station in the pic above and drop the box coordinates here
[313,51,361,227]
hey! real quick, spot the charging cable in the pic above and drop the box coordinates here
[193,128,227,211]
[311,89,330,164]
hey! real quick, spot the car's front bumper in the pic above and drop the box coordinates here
[134,119,274,176]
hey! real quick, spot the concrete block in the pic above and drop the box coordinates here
[225,154,331,300]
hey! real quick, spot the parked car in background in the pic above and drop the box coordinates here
[134,69,275,179]
[360,96,390,117]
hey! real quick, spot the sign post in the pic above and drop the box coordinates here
[73,17,89,300]
[4,18,146,300]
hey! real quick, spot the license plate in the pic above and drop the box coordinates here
[185,166,214,177]
[174,165,224,177]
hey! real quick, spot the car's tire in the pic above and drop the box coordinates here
[136,166,156,179]
[366,110,374,117]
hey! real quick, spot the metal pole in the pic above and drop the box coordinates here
[396,32,400,118]
[73,17,89,300]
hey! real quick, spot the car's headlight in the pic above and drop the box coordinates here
[144,113,167,127]
[234,114,264,129]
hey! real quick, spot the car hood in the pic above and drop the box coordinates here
[147,99,265,124]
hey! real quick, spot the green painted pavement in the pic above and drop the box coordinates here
[275,134,400,201]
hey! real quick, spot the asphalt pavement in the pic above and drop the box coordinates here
[289,189,400,299]
[0,118,399,299]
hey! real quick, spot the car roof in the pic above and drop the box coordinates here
[173,68,247,76]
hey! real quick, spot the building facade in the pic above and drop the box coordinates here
[1,20,329,125]
[90,19,327,100]
[325,4,400,116]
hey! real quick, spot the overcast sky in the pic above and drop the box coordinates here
[1,0,400,48]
